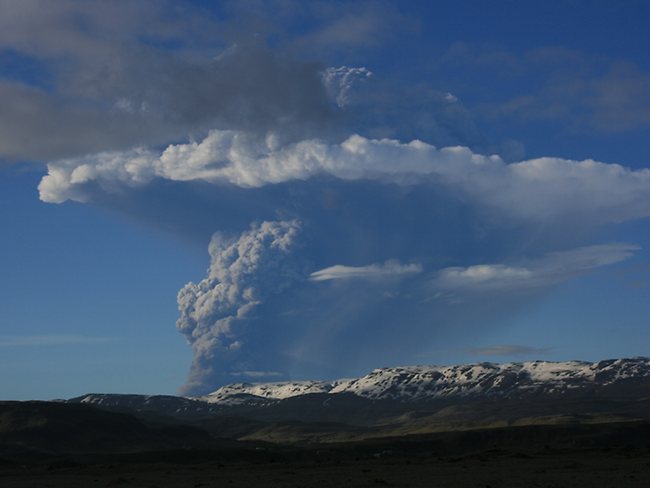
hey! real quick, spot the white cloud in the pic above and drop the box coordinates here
[310,261,422,282]
[438,264,532,288]
[39,131,650,227]
[435,243,640,292]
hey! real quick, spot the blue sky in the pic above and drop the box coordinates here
[1,0,649,399]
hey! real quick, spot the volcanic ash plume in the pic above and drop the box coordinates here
[176,220,302,395]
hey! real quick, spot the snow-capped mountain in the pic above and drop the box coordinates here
[67,358,650,421]
[200,357,650,404]
[61,357,650,443]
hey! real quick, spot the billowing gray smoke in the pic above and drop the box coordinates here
[176,220,302,395]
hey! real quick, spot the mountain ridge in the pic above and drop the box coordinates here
[70,357,650,417]
[199,357,650,403]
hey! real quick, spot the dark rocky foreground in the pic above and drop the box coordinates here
[2,401,650,487]
[2,447,650,488]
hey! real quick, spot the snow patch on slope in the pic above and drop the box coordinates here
[201,380,344,404]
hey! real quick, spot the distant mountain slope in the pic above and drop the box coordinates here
[0,401,213,456]
[64,357,650,441]
[200,357,650,404]
[67,393,222,418]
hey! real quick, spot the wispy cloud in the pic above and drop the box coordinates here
[310,261,422,282]
[445,43,650,134]
[434,243,640,293]
[0,334,111,347]
[469,344,551,357]
[229,371,283,378]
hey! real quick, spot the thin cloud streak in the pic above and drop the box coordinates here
[434,243,640,293]
[0,334,111,347]
[469,344,552,357]
[310,261,422,282]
